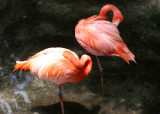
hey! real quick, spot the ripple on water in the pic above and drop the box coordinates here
[10,74,18,83]
[14,90,31,104]
[0,66,4,77]
[0,99,12,113]
[11,99,22,110]
[10,53,19,61]
[16,75,31,89]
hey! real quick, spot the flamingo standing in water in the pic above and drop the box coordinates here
[13,47,92,114]
[75,4,136,96]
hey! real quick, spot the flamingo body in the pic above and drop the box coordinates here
[13,47,92,84]
[75,5,135,64]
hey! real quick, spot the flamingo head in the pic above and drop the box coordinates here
[112,10,123,26]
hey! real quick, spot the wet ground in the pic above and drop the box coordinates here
[0,0,160,114]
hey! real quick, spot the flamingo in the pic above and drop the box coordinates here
[75,4,136,96]
[13,47,92,114]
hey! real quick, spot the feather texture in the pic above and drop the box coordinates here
[13,47,92,84]
[75,15,135,64]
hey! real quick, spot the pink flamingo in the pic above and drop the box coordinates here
[75,4,136,96]
[13,47,92,114]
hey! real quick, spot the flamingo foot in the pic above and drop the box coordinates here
[59,84,64,114]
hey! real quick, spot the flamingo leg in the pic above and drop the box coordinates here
[96,56,105,96]
[59,84,64,114]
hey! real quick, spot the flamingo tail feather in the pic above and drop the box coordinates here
[13,61,30,72]
[116,45,136,64]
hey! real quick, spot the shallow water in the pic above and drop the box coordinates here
[0,0,160,114]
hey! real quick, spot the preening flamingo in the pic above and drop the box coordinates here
[75,4,136,96]
[13,47,92,114]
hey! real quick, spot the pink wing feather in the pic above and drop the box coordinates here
[13,48,82,84]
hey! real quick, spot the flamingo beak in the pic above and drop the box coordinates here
[113,19,120,26]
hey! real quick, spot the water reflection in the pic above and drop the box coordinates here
[0,73,32,113]
[4,40,8,48]
[10,53,19,61]
[0,66,4,77]
[0,99,12,113]
[16,75,31,89]
[14,90,31,104]
[10,74,18,83]
[11,99,22,110]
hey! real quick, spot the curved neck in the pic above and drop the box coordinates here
[62,50,82,69]
[62,51,92,70]
[99,5,123,26]
[79,55,92,75]
[63,51,92,81]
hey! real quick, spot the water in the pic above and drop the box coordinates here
[0,0,160,113]
[14,90,31,104]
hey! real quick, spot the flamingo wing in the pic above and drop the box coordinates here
[13,48,82,84]
[75,16,135,63]
[76,16,121,55]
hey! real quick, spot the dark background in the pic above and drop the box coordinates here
[0,0,160,114]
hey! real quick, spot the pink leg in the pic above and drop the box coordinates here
[59,84,64,114]
[96,56,105,96]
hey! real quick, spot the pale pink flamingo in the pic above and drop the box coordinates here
[75,4,136,96]
[13,47,92,114]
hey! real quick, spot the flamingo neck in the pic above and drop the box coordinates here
[99,5,123,26]
[63,51,92,82]
[79,55,92,76]
[62,51,92,70]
